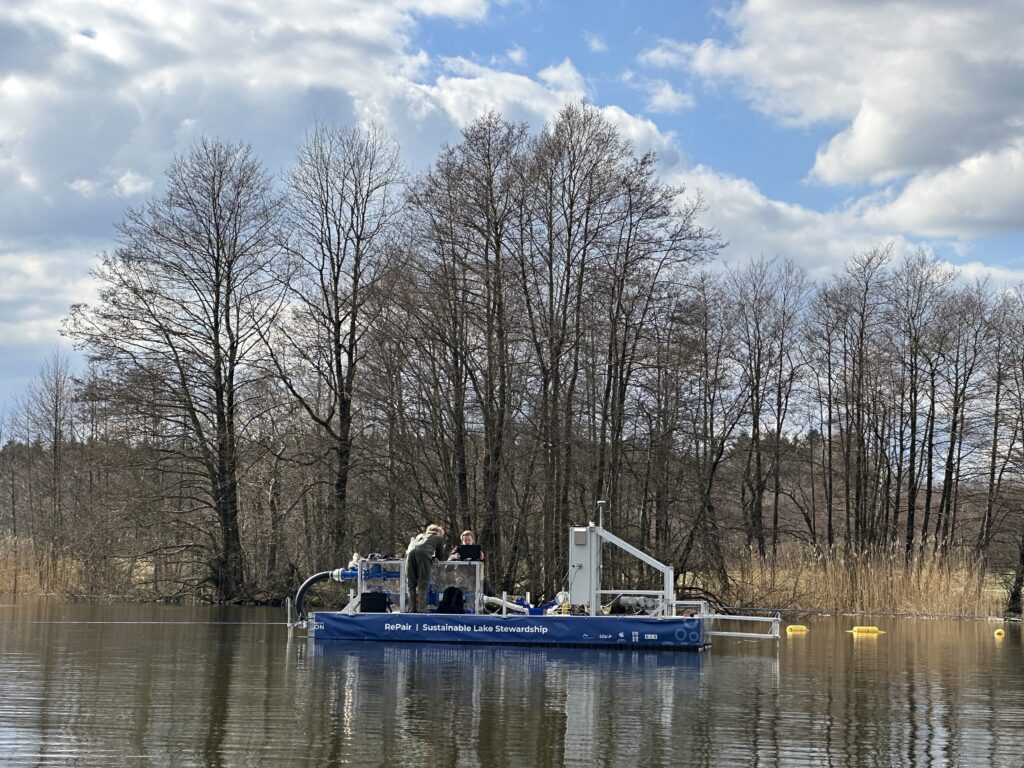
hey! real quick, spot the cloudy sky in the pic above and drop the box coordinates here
[3,0,1024,412]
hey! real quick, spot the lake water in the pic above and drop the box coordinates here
[0,601,1021,767]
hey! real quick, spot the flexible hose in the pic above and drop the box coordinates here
[294,571,333,621]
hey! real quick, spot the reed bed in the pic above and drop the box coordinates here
[0,536,43,595]
[1,533,1010,617]
[728,546,1006,617]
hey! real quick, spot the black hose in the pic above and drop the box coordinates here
[294,571,333,620]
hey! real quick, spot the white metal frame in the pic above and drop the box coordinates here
[571,524,675,616]
[703,615,780,640]
[676,599,780,640]
[569,524,782,641]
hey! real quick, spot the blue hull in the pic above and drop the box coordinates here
[309,612,707,651]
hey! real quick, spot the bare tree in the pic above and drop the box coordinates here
[590,154,718,523]
[977,293,1017,556]
[67,138,283,601]
[268,123,403,565]
[731,259,780,558]
[676,273,747,592]
[19,351,75,585]
[885,251,953,556]
[515,104,628,595]
[931,283,991,554]
[405,113,529,581]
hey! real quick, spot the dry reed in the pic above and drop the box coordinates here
[728,545,1006,618]
[0,536,43,595]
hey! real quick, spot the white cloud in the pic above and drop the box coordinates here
[862,140,1024,237]
[113,170,153,197]
[66,178,101,198]
[506,44,526,66]
[65,170,153,199]
[599,105,682,166]
[645,81,693,114]
[538,58,586,94]
[0,240,101,345]
[583,32,607,53]
[411,57,587,130]
[667,165,917,278]
[0,0,489,219]
[954,260,1024,287]
[621,70,694,114]
[638,0,1024,236]
[0,0,492,408]
[637,39,687,69]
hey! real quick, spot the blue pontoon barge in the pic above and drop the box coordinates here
[290,506,779,651]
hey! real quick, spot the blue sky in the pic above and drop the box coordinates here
[418,1,830,198]
[3,0,1024,415]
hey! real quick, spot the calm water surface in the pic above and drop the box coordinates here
[0,601,1021,767]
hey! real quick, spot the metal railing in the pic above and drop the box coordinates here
[675,599,780,641]
[704,615,780,640]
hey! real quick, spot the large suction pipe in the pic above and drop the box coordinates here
[294,568,347,621]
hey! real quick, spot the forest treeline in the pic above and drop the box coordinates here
[1,104,1023,614]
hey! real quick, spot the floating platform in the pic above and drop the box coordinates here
[294,517,778,651]
[308,611,708,651]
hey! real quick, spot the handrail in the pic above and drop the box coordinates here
[704,613,781,641]
[672,599,780,640]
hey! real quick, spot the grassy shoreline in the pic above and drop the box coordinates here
[717,547,1011,618]
[2,538,1017,618]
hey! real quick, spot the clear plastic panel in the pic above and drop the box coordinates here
[357,559,403,610]
[356,558,483,613]
[430,561,483,614]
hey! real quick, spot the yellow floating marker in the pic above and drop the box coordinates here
[995,628,1005,639]
[786,625,808,634]
[847,626,885,635]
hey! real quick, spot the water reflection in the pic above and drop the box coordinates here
[201,618,238,768]
[0,603,1021,766]
[298,643,707,767]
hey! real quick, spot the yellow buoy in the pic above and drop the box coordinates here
[995,628,1005,639]
[847,626,884,635]
[786,625,808,634]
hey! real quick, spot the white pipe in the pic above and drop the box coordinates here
[483,596,528,614]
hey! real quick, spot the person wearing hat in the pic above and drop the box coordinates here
[405,524,445,613]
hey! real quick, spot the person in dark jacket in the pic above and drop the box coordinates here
[448,530,493,597]
[406,524,445,613]
[448,530,484,561]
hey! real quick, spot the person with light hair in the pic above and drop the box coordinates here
[448,530,484,561]
[405,524,445,612]
[448,530,494,597]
